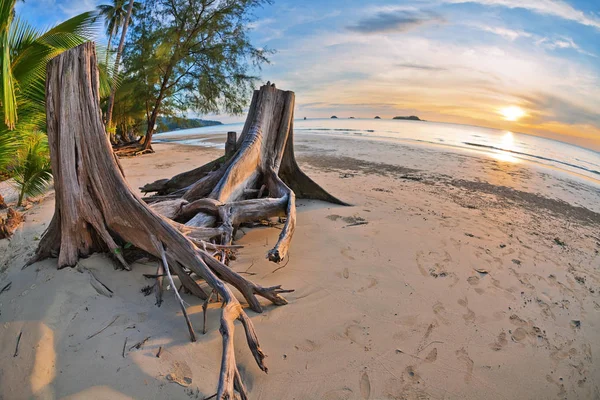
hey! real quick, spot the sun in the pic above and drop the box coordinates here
[501,106,525,121]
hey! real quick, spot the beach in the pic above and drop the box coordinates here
[1,134,599,399]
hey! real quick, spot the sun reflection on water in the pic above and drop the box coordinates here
[493,131,519,163]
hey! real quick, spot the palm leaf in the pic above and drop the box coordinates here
[12,131,52,205]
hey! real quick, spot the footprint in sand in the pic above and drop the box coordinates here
[357,277,378,293]
[425,347,438,362]
[323,388,354,400]
[295,339,319,352]
[467,276,480,285]
[432,302,450,325]
[455,348,474,383]
[490,331,508,351]
[458,297,476,323]
[359,371,371,400]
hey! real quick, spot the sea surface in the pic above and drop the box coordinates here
[154,118,600,183]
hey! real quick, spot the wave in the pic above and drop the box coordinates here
[463,142,600,177]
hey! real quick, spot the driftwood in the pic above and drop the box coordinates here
[30,42,346,399]
[0,208,24,239]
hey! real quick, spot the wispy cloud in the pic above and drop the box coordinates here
[347,9,445,34]
[444,0,600,30]
[536,36,597,57]
[475,25,531,41]
[396,62,448,71]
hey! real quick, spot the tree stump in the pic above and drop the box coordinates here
[31,42,346,399]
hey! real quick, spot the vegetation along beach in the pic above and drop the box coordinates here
[0,0,599,399]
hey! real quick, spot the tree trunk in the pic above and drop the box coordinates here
[105,0,134,131]
[31,43,346,399]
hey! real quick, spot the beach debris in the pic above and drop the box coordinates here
[87,315,119,340]
[571,320,581,329]
[129,336,151,351]
[122,337,127,358]
[13,331,22,357]
[166,361,193,387]
[554,237,567,247]
[474,268,489,275]
[399,175,423,181]
[0,281,11,296]
[0,208,24,239]
[511,259,521,265]
[499,244,506,248]
[85,268,113,297]
[141,285,154,296]
[465,233,475,238]
[372,187,392,193]
[156,346,163,358]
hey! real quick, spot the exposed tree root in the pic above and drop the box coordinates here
[31,43,346,399]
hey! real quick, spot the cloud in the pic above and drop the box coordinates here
[522,93,600,126]
[396,62,448,71]
[347,9,444,34]
[536,36,597,57]
[444,0,600,30]
[476,25,531,41]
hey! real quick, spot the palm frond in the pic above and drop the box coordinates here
[0,0,18,129]
[12,131,52,205]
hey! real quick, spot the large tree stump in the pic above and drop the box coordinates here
[30,43,346,399]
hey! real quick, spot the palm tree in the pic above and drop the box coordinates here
[105,0,136,132]
[96,0,139,66]
[0,0,106,204]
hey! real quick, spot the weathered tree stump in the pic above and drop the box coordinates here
[30,43,346,399]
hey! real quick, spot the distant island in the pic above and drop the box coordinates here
[374,116,381,119]
[393,115,423,121]
[157,117,223,133]
[331,115,338,119]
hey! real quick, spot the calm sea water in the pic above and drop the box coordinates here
[155,118,600,182]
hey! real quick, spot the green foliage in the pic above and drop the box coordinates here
[123,0,272,140]
[156,116,222,133]
[12,131,52,206]
[0,1,102,178]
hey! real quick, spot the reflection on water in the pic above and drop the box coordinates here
[154,118,600,182]
[493,131,519,163]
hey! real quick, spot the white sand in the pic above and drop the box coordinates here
[1,140,599,399]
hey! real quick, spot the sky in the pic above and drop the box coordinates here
[16,0,600,150]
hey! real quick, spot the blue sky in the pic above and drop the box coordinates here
[16,0,600,149]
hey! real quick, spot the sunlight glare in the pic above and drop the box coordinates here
[493,131,519,163]
[501,106,525,121]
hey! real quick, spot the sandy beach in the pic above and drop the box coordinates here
[1,136,599,400]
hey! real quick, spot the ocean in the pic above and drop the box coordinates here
[154,118,600,183]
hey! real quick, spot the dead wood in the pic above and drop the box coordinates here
[0,208,24,239]
[30,43,346,399]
